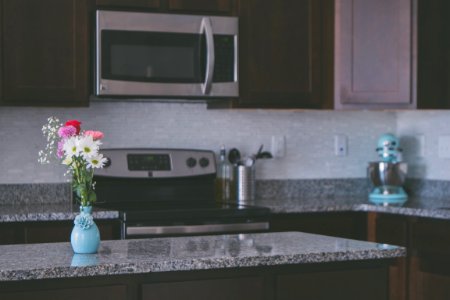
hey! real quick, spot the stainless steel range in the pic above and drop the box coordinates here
[94,149,269,239]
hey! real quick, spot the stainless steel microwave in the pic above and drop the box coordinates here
[95,10,238,98]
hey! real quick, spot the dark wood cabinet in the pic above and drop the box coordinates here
[1,0,91,106]
[238,0,328,108]
[1,285,127,300]
[334,0,417,109]
[409,218,450,300]
[369,213,450,300]
[369,213,408,300]
[0,261,392,300]
[270,212,367,241]
[167,0,236,15]
[0,223,26,245]
[276,267,388,300]
[417,0,450,109]
[95,0,161,9]
[142,277,263,300]
[0,220,120,245]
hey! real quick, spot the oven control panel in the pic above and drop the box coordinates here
[95,148,216,178]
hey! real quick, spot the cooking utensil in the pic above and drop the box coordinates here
[228,148,241,165]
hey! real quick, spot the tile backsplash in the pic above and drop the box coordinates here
[3,101,450,184]
[0,101,397,184]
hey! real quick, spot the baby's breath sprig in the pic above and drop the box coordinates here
[38,117,62,164]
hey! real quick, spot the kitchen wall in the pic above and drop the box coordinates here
[397,111,450,180]
[0,101,397,184]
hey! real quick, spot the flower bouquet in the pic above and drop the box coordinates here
[39,117,106,253]
[39,117,107,206]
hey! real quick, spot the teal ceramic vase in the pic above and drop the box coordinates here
[70,206,100,254]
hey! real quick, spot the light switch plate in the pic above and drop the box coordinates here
[334,134,348,156]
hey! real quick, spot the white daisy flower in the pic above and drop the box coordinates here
[87,154,107,169]
[78,135,99,158]
[63,136,80,157]
[62,156,73,166]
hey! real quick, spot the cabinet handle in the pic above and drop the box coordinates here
[126,222,269,237]
[201,17,215,95]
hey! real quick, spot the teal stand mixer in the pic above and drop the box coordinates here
[368,134,408,204]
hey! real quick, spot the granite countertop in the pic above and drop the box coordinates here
[254,196,450,220]
[3,196,450,223]
[0,231,405,282]
[0,203,119,222]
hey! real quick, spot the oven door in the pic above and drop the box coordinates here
[122,217,269,239]
[95,10,238,98]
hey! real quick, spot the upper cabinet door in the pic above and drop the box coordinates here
[238,0,324,108]
[167,0,237,15]
[334,0,417,109]
[1,0,90,106]
[95,0,161,9]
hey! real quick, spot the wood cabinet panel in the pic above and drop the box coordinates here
[370,214,409,300]
[0,224,25,245]
[1,285,127,300]
[277,267,388,300]
[95,0,161,9]
[416,271,450,300]
[167,0,236,15]
[0,220,120,245]
[417,0,450,109]
[142,277,263,300]
[238,0,324,108]
[412,218,450,256]
[25,221,120,243]
[1,0,90,106]
[334,0,416,109]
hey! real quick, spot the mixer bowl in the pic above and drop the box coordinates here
[368,162,407,187]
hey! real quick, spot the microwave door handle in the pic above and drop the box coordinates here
[201,17,215,95]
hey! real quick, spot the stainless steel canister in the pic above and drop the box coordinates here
[235,165,255,204]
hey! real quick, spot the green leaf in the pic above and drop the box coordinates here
[88,191,97,204]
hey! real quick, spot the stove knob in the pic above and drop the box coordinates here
[199,157,210,168]
[103,157,112,168]
[186,157,197,168]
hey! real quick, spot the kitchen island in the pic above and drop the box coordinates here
[0,231,404,300]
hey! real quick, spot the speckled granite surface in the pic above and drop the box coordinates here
[3,195,450,223]
[254,196,450,220]
[256,178,450,199]
[0,204,119,222]
[0,231,405,281]
[256,179,371,198]
[0,183,71,205]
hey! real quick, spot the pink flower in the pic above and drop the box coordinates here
[84,130,104,141]
[57,140,65,158]
[58,125,77,138]
[65,120,81,134]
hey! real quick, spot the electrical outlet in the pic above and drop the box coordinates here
[334,134,348,156]
[438,135,450,158]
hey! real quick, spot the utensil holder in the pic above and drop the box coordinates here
[235,165,255,204]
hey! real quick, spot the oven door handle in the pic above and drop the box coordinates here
[126,222,269,237]
[201,17,215,95]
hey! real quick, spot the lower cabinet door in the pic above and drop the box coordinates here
[276,267,388,300]
[415,270,450,300]
[142,277,263,300]
[1,285,126,300]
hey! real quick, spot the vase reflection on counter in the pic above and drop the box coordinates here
[71,253,99,267]
[71,206,100,254]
